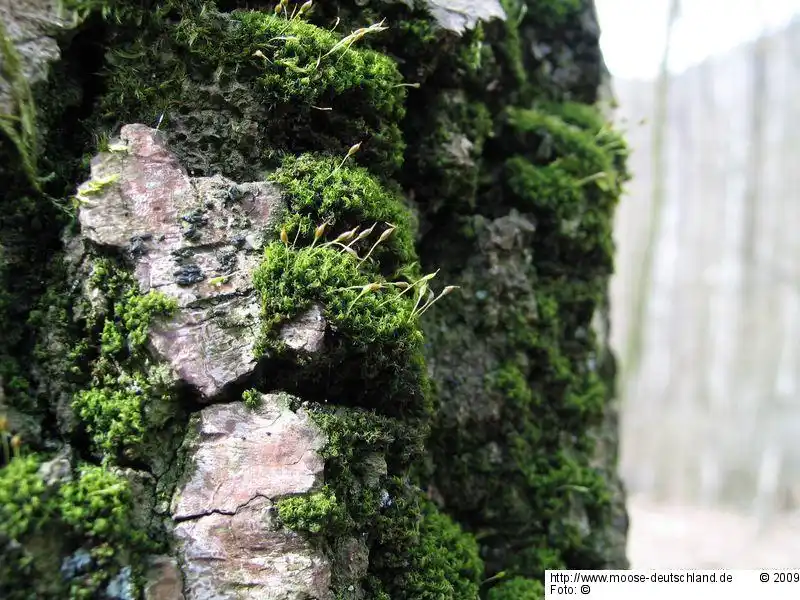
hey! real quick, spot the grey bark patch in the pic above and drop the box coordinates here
[0,0,73,114]
[37,446,73,486]
[144,556,185,600]
[171,398,326,520]
[75,124,327,400]
[279,304,327,355]
[170,397,331,600]
[422,0,506,34]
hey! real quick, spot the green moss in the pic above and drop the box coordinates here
[300,405,422,539]
[421,100,627,579]
[475,0,588,105]
[500,107,628,285]
[0,455,49,540]
[268,153,417,274]
[255,243,416,348]
[537,100,607,133]
[0,26,107,412]
[72,259,178,460]
[506,159,582,214]
[312,404,419,466]
[498,0,528,92]
[62,0,206,23]
[58,464,143,543]
[504,107,610,178]
[487,577,544,600]
[274,405,430,596]
[0,228,66,414]
[229,11,402,108]
[304,0,455,84]
[278,396,481,598]
[75,173,120,200]
[90,5,407,178]
[401,498,483,599]
[277,485,347,534]
[73,367,174,458]
[241,388,262,409]
[102,289,177,354]
[0,456,54,600]
[0,455,154,599]
[2,254,174,593]
[253,242,431,419]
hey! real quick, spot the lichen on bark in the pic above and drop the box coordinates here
[0,0,630,598]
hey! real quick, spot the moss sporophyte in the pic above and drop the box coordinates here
[260,222,456,340]
[0,0,629,596]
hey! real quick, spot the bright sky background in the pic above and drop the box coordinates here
[595,0,800,79]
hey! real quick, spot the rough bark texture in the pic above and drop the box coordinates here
[0,0,629,598]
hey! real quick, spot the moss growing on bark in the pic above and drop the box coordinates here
[277,485,346,534]
[72,258,179,462]
[0,249,181,596]
[2,0,629,597]
[80,3,408,179]
[253,241,431,420]
[402,497,484,599]
[0,454,155,599]
[268,153,418,275]
[422,99,628,580]
[487,577,545,600]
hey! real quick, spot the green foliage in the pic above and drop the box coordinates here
[254,243,418,348]
[504,107,611,181]
[312,405,412,465]
[72,368,173,457]
[269,153,417,273]
[487,577,544,600]
[73,258,178,460]
[241,388,262,409]
[402,498,483,599]
[278,411,482,599]
[422,99,627,578]
[506,158,582,215]
[501,105,627,279]
[227,11,403,111]
[0,455,152,598]
[538,100,608,133]
[0,455,49,540]
[58,464,143,543]
[498,0,528,91]
[277,486,346,534]
[253,241,431,420]
[305,405,421,533]
[112,289,177,351]
[92,5,407,178]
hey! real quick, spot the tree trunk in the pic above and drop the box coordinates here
[624,0,681,390]
[0,1,630,597]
